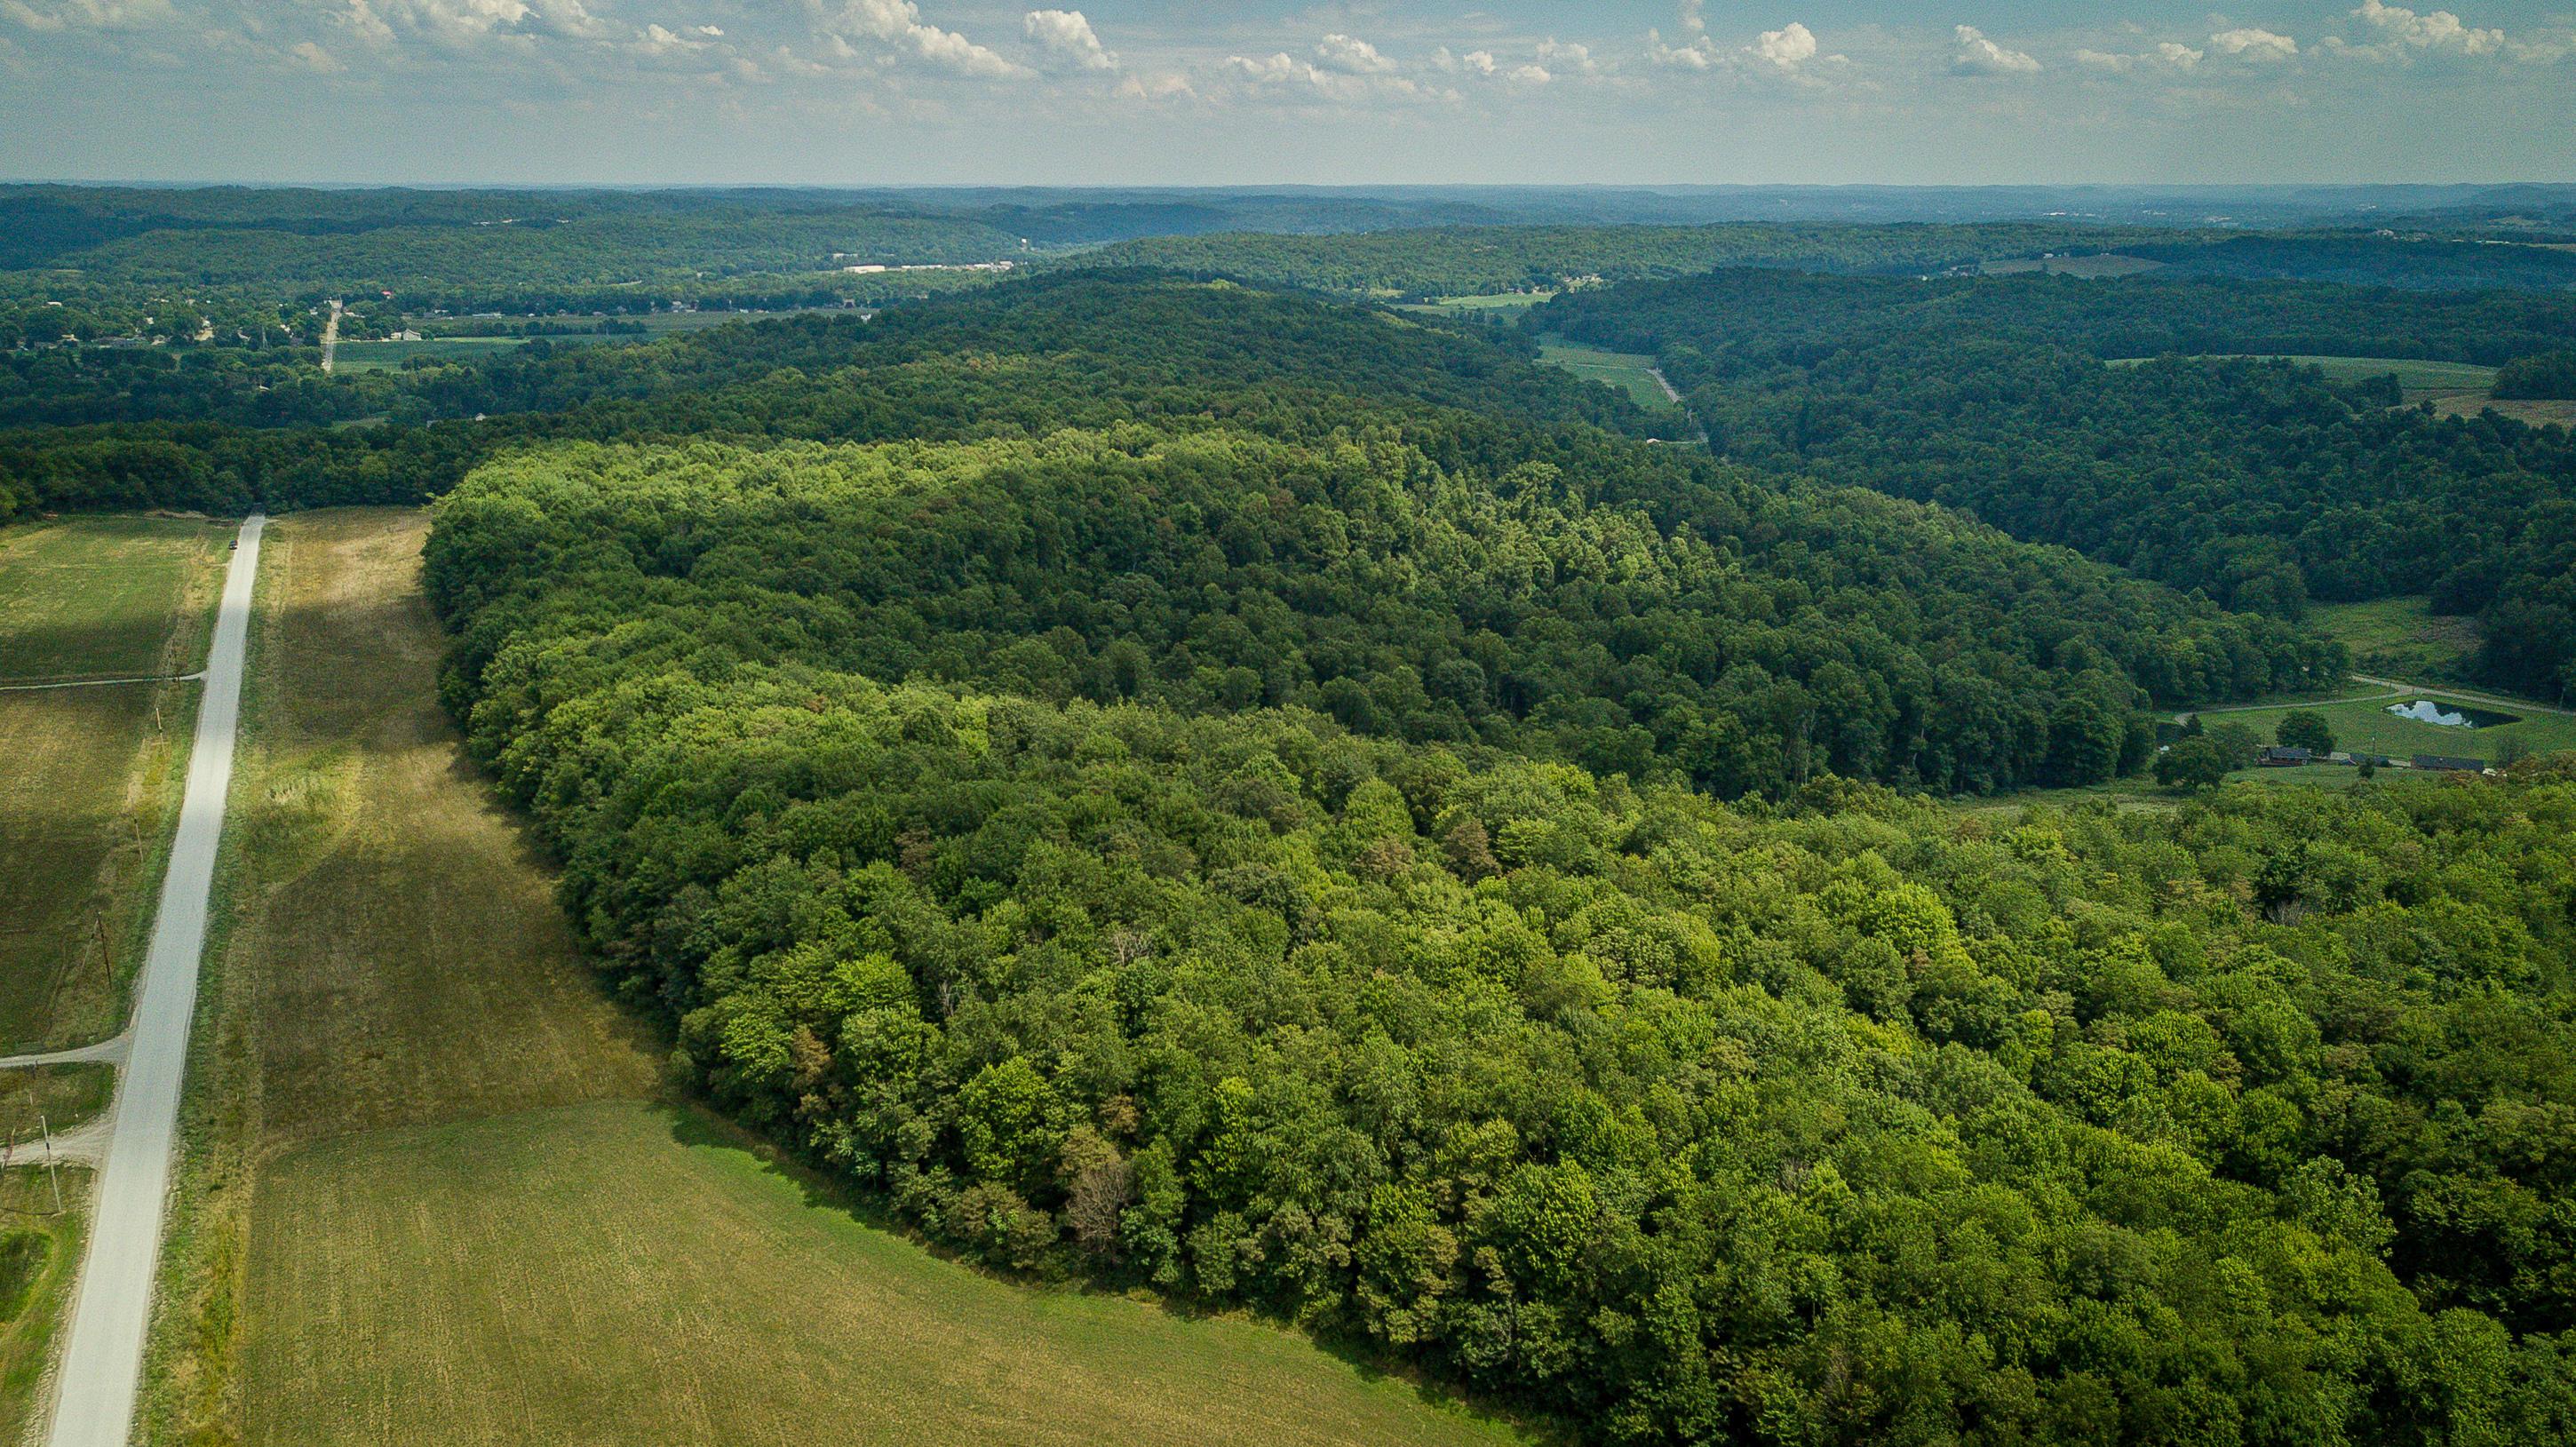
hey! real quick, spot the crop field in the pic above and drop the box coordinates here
[0,1165,89,1446]
[143,509,1529,1447]
[0,518,220,1050]
[2190,685,2576,766]
[1536,338,1680,410]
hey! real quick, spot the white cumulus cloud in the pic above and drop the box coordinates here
[1749,22,1817,70]
[2350,0,2503,55]
[1023,8,1113,72]
[1313,32,1394,75]
[814,0,1026,78]
[1650,17,1837,78]
[2076,40,2202,74]
[2209,27,2300,61]
[1952,24,2039,76]
[1,0,174,28]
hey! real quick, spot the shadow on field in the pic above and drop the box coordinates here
[0,613,206,686]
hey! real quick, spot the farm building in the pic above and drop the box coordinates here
[2412,754,2487,773]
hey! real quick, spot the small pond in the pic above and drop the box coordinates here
[2386,699,2521,729]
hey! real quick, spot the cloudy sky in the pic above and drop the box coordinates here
[3,2,2570,184]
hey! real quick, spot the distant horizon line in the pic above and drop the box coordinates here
[6,179,2575,195]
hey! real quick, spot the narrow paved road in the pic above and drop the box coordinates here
[318,298,342,374]
[44,514,262,1447]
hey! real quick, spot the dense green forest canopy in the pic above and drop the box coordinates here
[0,274,1646,519]
[1075,224,2145,298]
[425,431,2576,1444]
[2497,351,2576,401]
[1538,270,2576,701]
[11,197,2576,1443]
[425,434,2326,799]
[1079,227,2576,301]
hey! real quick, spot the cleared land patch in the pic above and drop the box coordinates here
[2308,595,2483,682]
[144,509,1530,1447]
[1535,338,1681,411]
[2190,685,2576,766]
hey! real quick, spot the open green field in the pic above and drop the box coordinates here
[2190,684,2576,766]
[1396,291,1554,318]
[144,509,1530,1447]
[0,1165,89,1446]
[0,517,220,1050]
[2107,354,2496,394]
[248,1101,1523,1447]
[1536,338,1680,411]
[0,516,226,682]
[330,336,578,372]
[2307,595,2482,681]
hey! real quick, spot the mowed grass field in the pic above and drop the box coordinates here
[1536,338,1681,411]
[2193,686,2576,766]
[0,516,225,1050]
[0,1164,90,1447]
[143,509,1531,1447]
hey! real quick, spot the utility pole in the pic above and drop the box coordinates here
[40,1116,60,1215]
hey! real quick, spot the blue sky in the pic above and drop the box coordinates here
[2,2,2570,184]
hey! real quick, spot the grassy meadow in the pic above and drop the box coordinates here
[2306,594,2483,681]
[1396,291,1555,319]
[248,1101,1525,1447]
[0,516,224,1050]
[1535,338,1680,411]
[141,509,1532,1447]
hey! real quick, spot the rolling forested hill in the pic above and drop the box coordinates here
[420,424,2576,1445]
[1540,270,2576,701]
[11,239,2576,1443]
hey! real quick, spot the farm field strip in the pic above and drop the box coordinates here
[0,519,225,1053]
